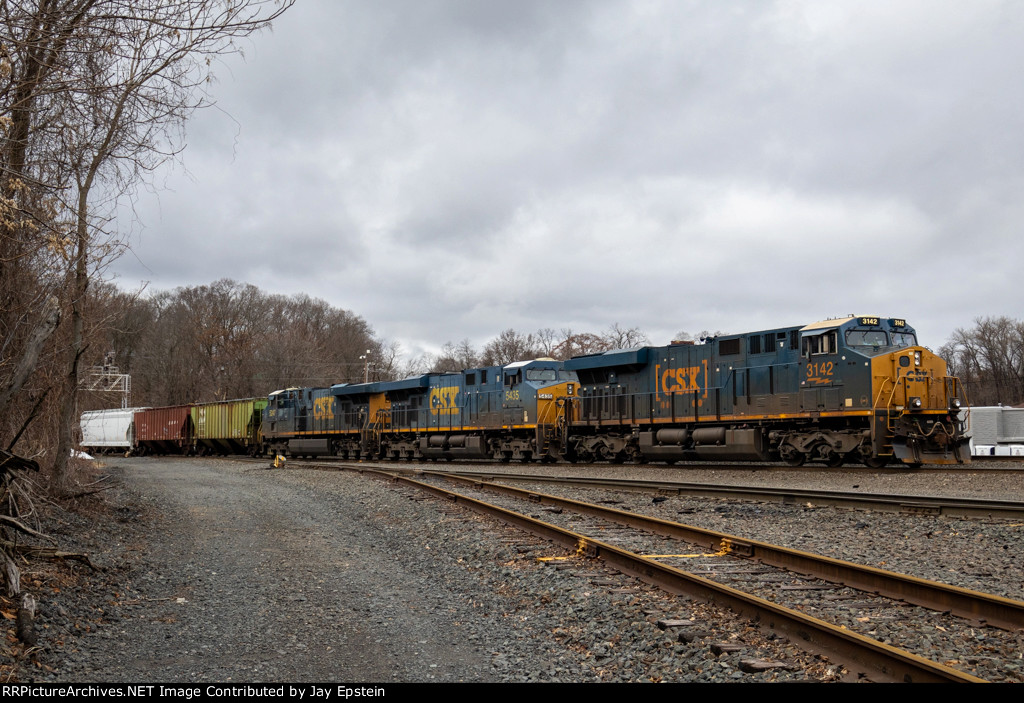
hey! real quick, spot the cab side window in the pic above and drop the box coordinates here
[802,331,837,357]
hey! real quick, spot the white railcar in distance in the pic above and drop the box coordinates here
[80,407,150,454]
[968,406,1024,457]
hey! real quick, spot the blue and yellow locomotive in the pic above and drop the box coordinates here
[261,316,969,467]
[262,358,578,462]
[565,315,968,467]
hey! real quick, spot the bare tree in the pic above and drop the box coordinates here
[481,328,539,367]
[943,317,1024,406]
[601,322,648,350]
[533,327,561,358]
[552,328,606,360]
[0,1,295,492]
[103,281,383,406]
[430,338,481,372]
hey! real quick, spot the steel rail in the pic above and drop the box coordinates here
[439,470,1024,630]
[296,459,1024,630]
[345,466,984,683]
[409,470,1024,632]
[427,469,1024,519]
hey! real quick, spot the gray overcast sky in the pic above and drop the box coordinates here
[112,0,1024,358]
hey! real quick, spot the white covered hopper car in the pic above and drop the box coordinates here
[80,407,150,454]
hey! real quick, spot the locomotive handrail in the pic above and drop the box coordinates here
[580,387,729,427]
[948,375,970,426]
[873,375,899,411]
[868,376,899,456]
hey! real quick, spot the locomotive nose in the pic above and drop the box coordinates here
[872,346,970,465]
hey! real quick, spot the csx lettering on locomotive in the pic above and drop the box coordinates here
[312,397,334,421]
[660,365,703,393]
[430,387,459,416]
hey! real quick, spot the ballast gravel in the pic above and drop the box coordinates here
[5,457,1024,683]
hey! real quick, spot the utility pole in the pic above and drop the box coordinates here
[359,350,372,383]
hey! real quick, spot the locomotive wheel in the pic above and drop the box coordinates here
[825,451,845,468]
[783,452,806,467]
[861,453,889,469]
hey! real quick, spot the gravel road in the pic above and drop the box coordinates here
[41,457,502,682]
[7,457,1024,683]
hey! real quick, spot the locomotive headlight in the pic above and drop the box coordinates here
[950,398,962,410]
[910,396,923,409]
[914,351,921,366]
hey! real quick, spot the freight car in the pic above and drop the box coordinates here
[967,406,1024,457]
[260,316,969,467]
[123,398,267,456]
[80,407,150,455]
[192,397,267,455]
[133,404,193,455]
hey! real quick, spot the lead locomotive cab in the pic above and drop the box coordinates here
[784,316,969,467]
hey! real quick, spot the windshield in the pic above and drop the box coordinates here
[845,330,888,348]
[845,328,918,354]
[891,332,917,347]
[525,368,557,382]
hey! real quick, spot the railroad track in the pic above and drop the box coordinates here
[419,469,1024,520]
[292,455,1024,473]
[326,462,1023,683]
[246,455,1024,518]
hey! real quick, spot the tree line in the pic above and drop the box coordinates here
[79,281,663,408]
[940,316,1024,407]
[84,278,386,409]
[425,323,652,372]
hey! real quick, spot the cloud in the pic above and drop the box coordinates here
[114,0,1024,360]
